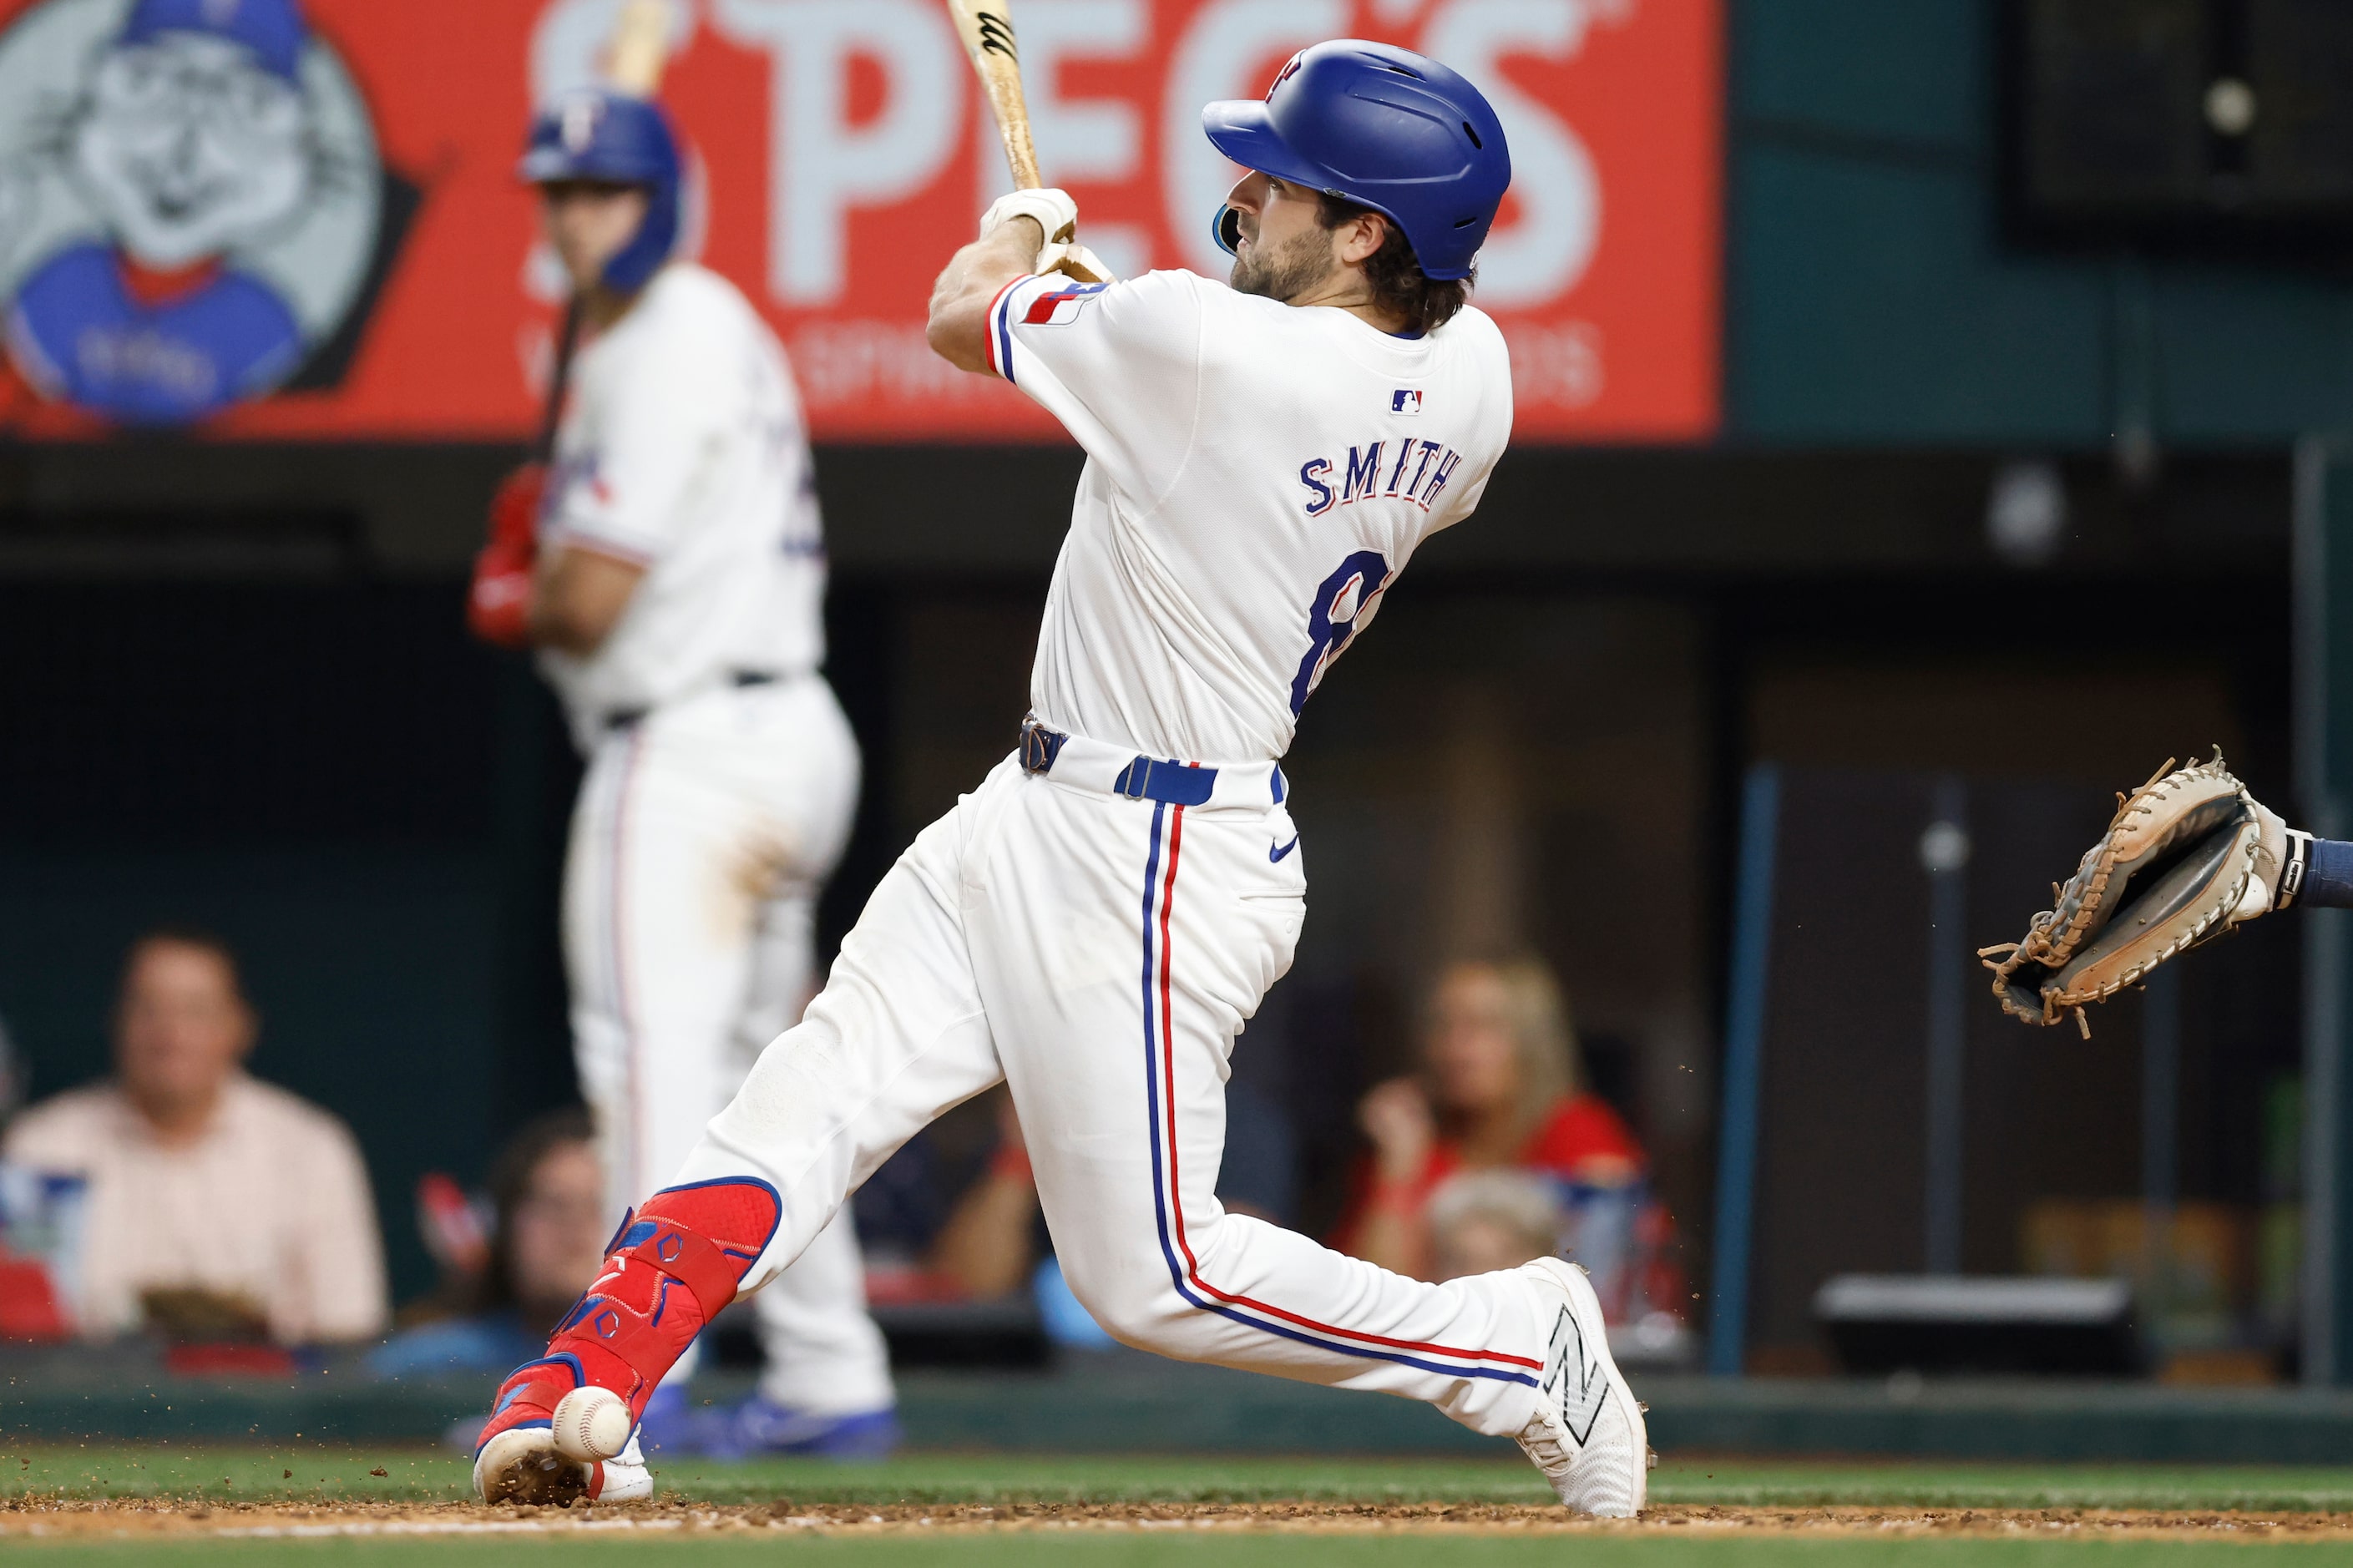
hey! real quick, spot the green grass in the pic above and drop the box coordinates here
[8,1449,2353,1563]
[1647,1464,2353,1515]
[0,1444,461,1505]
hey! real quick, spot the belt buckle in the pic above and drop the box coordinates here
[1020,720,1067,776]
[1117,759,1151,799]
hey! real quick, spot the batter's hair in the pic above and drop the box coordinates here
[1317,192,1473,336]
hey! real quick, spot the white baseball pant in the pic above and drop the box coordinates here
[676,736,1551,1439]
[565,675,893,1416]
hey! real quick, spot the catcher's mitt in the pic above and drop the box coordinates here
[1981,751,2305,1037]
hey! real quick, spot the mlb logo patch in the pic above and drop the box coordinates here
[1025,282,1109,326]
[1392,389,1423,416]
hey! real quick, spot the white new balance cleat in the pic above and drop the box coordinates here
[592,1465,655,1503]
[594,1434,655,1504]
[1513,1257,1649,1517]
[473,1427,653,1507]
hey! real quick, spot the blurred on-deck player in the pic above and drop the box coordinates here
[474,40,1648,1515]
[464,86,895,1487]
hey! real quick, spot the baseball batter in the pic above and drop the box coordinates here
[465,88,894,1488]
[475,43,1647,1515]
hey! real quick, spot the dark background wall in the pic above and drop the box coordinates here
[1731,0,2353,446]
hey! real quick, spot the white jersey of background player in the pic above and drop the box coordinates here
[535,259,824,741]
[467,88,893,1472]
[477,43,1647,1517]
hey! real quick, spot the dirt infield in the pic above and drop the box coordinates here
[8,1497,2353,1541]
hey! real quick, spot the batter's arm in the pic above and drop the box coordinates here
[926,216,1045,374]
[530,544,646,655]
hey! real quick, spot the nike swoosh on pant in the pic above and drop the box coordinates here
[1269,837,1300,862]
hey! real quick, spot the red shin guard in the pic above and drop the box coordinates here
[475,1178,780,1454]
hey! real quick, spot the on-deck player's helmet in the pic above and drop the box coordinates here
[519,87,682,294]
[1202,40,1510,282]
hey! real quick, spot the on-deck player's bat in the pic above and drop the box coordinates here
[945,0,1115,284]
[535,0,676,462]
[534,307,581,465]
[603,0,673,98]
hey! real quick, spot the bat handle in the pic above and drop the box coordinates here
[1049,251,1113,286]
[1002,135,1044,195]
[534,301,582,463]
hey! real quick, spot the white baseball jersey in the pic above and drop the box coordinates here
[538,263,827,747]
[983,269,1513,763]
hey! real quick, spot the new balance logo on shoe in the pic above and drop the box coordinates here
[1541,1304,1610,1447]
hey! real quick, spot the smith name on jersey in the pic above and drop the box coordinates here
[1297,437,1470,516]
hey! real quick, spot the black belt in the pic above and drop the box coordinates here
[606,671,779,732]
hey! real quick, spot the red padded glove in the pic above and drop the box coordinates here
[468,463,544,649]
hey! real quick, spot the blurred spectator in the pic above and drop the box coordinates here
[1427,1171,1570,1282]
[1334,957,1682,1325]
[369,1109,606,1378]
[2,928,387,1344]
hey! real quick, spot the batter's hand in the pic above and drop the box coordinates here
[981,187,1078,249]
[468,463,544,649]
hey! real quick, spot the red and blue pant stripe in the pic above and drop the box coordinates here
[1136,798,1539,1387]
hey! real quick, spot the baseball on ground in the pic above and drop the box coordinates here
[550,1386,632,1462]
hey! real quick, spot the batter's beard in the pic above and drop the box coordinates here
[1230,223,1336,304]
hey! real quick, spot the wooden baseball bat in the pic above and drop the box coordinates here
[947,0,1044,188]
[533,303,580,463]
[946,0,1112,283]
[604,0,673,98]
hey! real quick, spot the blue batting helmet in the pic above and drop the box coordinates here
[519,88,681,295]
[1203,40,1510,282]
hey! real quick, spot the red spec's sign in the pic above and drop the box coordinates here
[0,0,1719,443]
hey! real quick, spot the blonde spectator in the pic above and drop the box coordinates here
[1337,958,1642,1277]
[2,928,387,1344]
